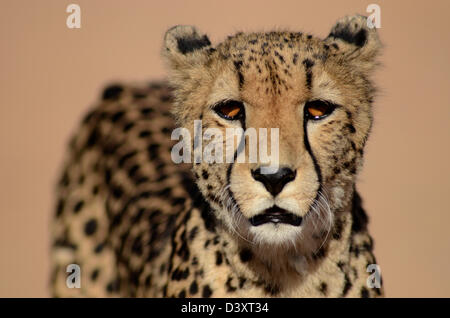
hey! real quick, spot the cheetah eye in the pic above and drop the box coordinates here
[304,100,337,120]
[213,100,245,121]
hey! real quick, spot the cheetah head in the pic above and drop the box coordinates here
[163,15,381,254]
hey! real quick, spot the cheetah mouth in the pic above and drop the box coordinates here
[249,206,303,227]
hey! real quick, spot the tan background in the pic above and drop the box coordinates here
[1,0,449,297]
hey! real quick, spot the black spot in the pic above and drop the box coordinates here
[139,130,151,138]
[233,60,244,87]
[202,285,213,298]
[351,191,369,234]
[319,282,328,295]
[111,111,125,123]
[118,151,137,167]
[302,59,314,89]
[312,246,326,260]
[171,267,190,281]
[128,164,140,178]
[342,274,352,296]
[86,128,100,148]
[123,122,135,132]
[59,172,70,187]
[201,170,209,180]
[73,200,84,214]
[133,91,147,99]
[135,176,149,185]
[84,218,98,236]
[346,123,356,133]
[239,277,246,288]
[361,286,370,298]
[145,275,152,287]
[239,248,252,263]
[172,197,186,206]
[177,240,190,261]
[274,51,285,64]
[156,187,171,197]
[177,34,211,54]
[82,110,96,124]
[333,218,344,240]
[56,199,65,217]
[147,144,160,160]
[200,207,216,233]
[112,185,123,199]
[131,208,145,224]
[102,85,123,100]
[264,284,280,295]
[161,127,171,134]
[106,279,120,293]
[293,53,298,65]
[131,236,143,255]
[141,107,154,115]
[189,280,199,295]
[329,27,367,47]
[91,269,99,281]
[94,243,104,254]
[375,286,382,296]
[215,251,223,266]
[189,226,199,241]
[178,289,186,298]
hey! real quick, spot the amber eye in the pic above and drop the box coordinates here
[213,100,245,120]
[304,100,337,120]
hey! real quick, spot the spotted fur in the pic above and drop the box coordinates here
[51,15,383,297]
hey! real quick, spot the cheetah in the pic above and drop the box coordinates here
[51,15,384,298]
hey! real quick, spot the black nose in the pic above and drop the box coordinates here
[251,167,296,196]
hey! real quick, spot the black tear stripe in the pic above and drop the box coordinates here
[225,133,246,216]
[176,34,211,54]
[303,116,323,215]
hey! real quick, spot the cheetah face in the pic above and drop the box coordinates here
[164,16,380,250]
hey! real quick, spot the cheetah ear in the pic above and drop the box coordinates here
[325,15,381,71]
[162,25,213,71]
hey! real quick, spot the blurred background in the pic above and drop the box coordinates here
[1,0,449,297]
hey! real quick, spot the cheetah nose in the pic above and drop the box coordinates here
[251,167,296,196]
